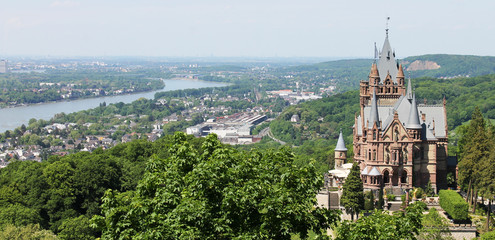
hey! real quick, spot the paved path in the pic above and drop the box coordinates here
[264,127,287,145]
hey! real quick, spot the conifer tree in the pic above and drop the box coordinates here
[340,163,364,220]
[377,188,384,209]
[458,107,493,214]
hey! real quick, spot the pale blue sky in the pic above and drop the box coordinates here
[0,0,494,58]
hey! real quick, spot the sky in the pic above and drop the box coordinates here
[0,0,494,58]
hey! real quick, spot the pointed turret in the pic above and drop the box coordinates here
[406,78,413,100]
[397,64,404,77]
[369,62,379,78]
[406,93,422,129]
[396,64,405,84]
[368,90,380,129]
[335,129,347,151]
[377,30,398,82]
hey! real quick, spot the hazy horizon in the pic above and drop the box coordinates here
[1,0,494,58]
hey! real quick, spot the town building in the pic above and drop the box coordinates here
[0,60,8,73]
[186,114,266,145]
[333,30,449,194]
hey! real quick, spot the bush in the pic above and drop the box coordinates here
[439,190,468,221]
[413,188,424,199]
[411,201,427,211]
[386,194,396,201]
[481,230,495,240]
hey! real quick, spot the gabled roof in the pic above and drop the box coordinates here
[335,130,347,151]
[368,167,381,176]
[361,166,369,175]
[377,33,398,82]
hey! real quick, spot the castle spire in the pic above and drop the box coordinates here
[406,93,422,129]
[377,23,398,82]
[335,129,347,151]
[397,64,404,78]
[406,78,413,100]
[369,62,379,77]
[368,90,379,129]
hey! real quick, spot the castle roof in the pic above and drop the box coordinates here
[368,90,379,129]
[406,78,413,100]
[406,93,422,129]
[335,129,348,151]
[360,94,447,139]
[368,167,381,176]
[377,32,398,83]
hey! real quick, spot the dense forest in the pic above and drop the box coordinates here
[280,54,495,91]
[0,135,207,238]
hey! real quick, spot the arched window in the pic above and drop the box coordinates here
[383,170,390,184]
[401,170,408,184]
[368,150,371,160]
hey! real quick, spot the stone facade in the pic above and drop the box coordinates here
[350,32,448,194]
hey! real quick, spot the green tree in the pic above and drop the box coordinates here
[335,202,424,240]
[340,163,364,220]
[58,215,96,240]
[364,190,375,211]
[376,189,384,209]
[92,132,339,239]
[418,208,454,240]
[0,224,58,240]
[458,107,493,214]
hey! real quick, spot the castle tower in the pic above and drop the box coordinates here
[334,130,347,169]
[406,93,422,140]
[352,27,449,193]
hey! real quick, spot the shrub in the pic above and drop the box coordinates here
[386,194,396,201]
[413,188,424,199]
[481,230,495,240]
[412,201,427,211]
[438,190,468,221]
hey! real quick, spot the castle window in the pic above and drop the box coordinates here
[401,170,408,184]
[383,170,390,184]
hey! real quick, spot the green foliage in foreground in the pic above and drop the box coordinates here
[0,224,58,240]
[0,135,206,238]
[418,208,454,240]
[439,190,469,221]
[92,132,339,239]
[481,230,495,240]
[335,202,424,240]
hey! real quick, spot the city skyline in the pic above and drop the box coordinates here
[0,0,494,58]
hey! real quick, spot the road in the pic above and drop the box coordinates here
[260,127,286,145]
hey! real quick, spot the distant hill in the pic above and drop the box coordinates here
[285,54,495,91]
[402,54,495,79]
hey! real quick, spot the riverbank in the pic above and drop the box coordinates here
[0,79,229,132]
[0,88,163,109]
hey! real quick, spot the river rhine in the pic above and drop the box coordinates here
[0,79,228,132]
